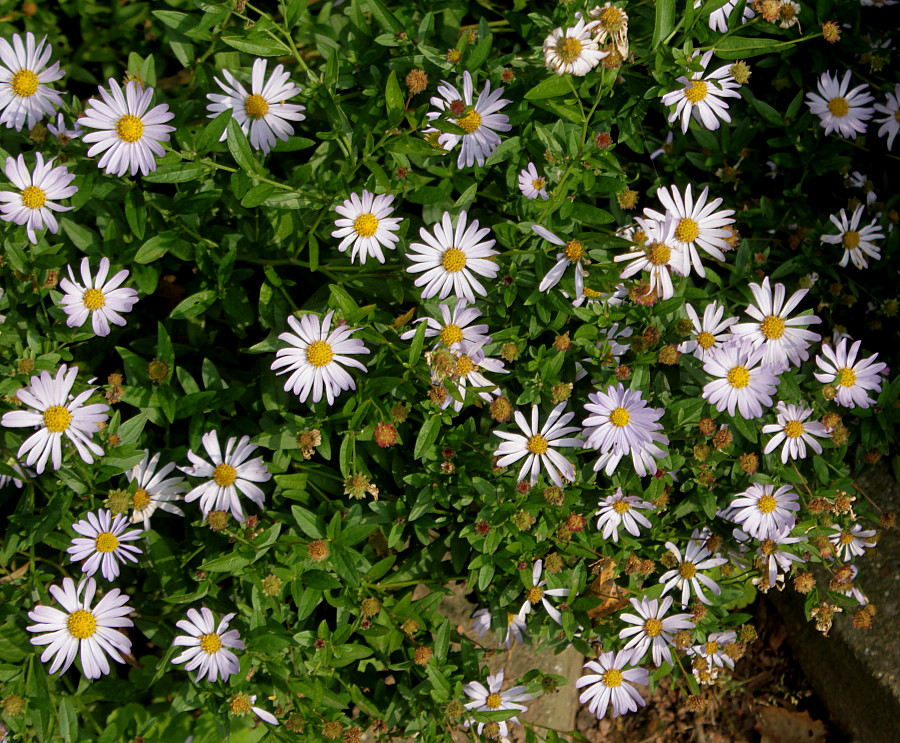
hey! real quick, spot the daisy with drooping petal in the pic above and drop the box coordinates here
[0,32,64,131]
[614,215,686,300]
[730,277,822,368]
[462,668,535,739]
[331,190,402,264]
[619,596,695,667]
[493,403,582,488]
[849,171,877,208]
[701,342,780,419]
[727,483,799,540]
[1,365,108,475]
[761,402,830,463]
[661,51,741,134]
[757,527,806,587]
[833,564,868,606]
[400,299,491,351]
[0,153,76,244]
[406,211,499,302]
[0,461,26,490]
[543,17,607,77]
[436,343,507,413]
[658,540,728,606]
[47,113,81,143]
[678,302,739,362]
[66,509,143,581]
[27,577,134,679]
[582,384,669,477]
[126,450,187,530]
[595,488,653,543]
[576,650,649,720]
[80,79,175,177]
[206,58,305,154]
[805,70,874,140]
[829,524,877,561]
[518,559,570,623]
[690,631,737,671]
[699,0,755,32]
[272,310,370,405]
[518,162,549,200]
[873,83,900,149]
[813,338,887,409]
[59,257,139,337]
[423,71,511,169]
[172,607,244,683]
[820,204,884,270]
[472,608,527,649]
[230,694,279,725]
[181,431,272,522]
[533,224,589,301]
[589,3,630,57]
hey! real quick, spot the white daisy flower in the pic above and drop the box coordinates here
[642,184,735,276]
[829,524,876,561]
[761,402,830,463]
[805,70,874,140]
[330,190,402,264]
[778,0,801,28]
[649,131,674,160]
[849,171,877,208]
[834,564,867,606]
[727,483,799,540]
[690,631,737,670]
[59,257,139,337]
[595,488,654,543]
[462,668,535,739]
[518,162,549,200]
[758,527,806,586]
[47,112,81,143]
[730,277,822,368]
[80,78,175,177]
[820,204,884,270]
[26,577,134,679]
[661,51,741,134]
[0,152,76,244]
[589,3,630,57]
[471,608,527,649]
[813,338,887,409]
[1,365,108,475]
[0,461,26,490]
[206,58,305,154]
[172,607,244,683]
[873,83,900,149]
[619,596,695,667]
[406,210,499,302]
[230,694,279,725]
[576,650,649,720]
[271,310,370,406]
[0,32,64,131]
[582,383,669,477]
[614,215,686,300]
[436,343,507,413]
[543,18,607,77]
[533,224,589,300]
[181,431,272,522]
[518,559,570,624]
[702,341,780,419]
[658,540,728,606]
[679,302,739,362]
[493,403,582,488]
[424,71,511,168]
[699,0,755,32]
[400,299,491,351]
[66,509,143,582]
[126,450,187,530]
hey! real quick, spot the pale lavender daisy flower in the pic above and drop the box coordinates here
[0,32,64,131]
[762,402,830,463]
[614,215,686,300]
[171,607,244,682]
[678,302,739,362]
[66,509,143,582]
[462,668,535,739]
[618,596,694,667]
[0,152,76,244]
[399,299,491,351]
[518,162,549,200]
[805,70,874,140]
[829,524,877,561]
[576,650,649,720]
[595,488,653,543]
[873,83,900,149]
[59,257,139,337]
[543,17,607,76]
[813,339,887,409]
[701,341,780,419]
[690,631,737,670]
[821,204,884,270]
[533,224,589,301]
[126,450,187,530]
[727,483,799,540]
[518,559,570,623]
[661,51,741,134]
[471,608,527,649]
[47,112,81,142]
[658,540,728,606]
[435,342,507,414]
[331,190,402,264]
[758,526,806,587]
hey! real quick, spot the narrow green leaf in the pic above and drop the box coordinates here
[385,70,405,124]
[226,118,265,175]
[169,290,217,320]
[652,0,675,49]
[407,319,427,367]
[413,415,441,459]
[524,75,571,101]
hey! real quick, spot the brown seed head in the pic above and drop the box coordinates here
[405,69,428,95]
[674,630,693,649]
[262,574,282,596]
[551,382,573,402]
[822,21,841,43]
[104,489,130,515]
[694,444,711,462]
[207,510,230,531]
[501,342,520,362]
[514,510,536,531]
[308,539,330,562]
[712,426,732,449]
[739,453,759,474]
[658,344,680,365]
[490,396,513,422]
[342,727,362,743]
[361,597,381,618]
[544,485,564,506]
[698,417,716,436]
[553,333,571,352]
[1,694,26,717]
[373,422,399,447]
[685,694,708,713]
[617,188,639,210]
[414,646,433,665]
[147,359,169,382]
[615,364,631,380]
[729,60,752,85]
[594,132,614,149]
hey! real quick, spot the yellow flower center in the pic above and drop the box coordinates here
[697,331,716,350]
[95,531,120,553]
[115,114,144,143]
[684,80,708,104]
[894,110,900,124]
[83,288,106,312]
[609,407,631,427]
[783,420,804,438]
[842,230,860,250]
[602,668,623,688]
[835,366,856,388]
[679,561,697,579]
[839,531,854,545]
[647,243,671,266]
[507,612,518,625]
[532,178,546,190]
[583,287,601,298]
[353,213,379,238]
[230,695,252,715]
[66,609,97,640]
[675,217,700,244]
[760,315,786,340]
[213,463,238,487]
[600,6,627,31]
[757,494,778,514]
[441,247,467,273]
[244,93,269,119]
[644,618,664,637]
[727,365,750,389]
[439,324,464,346]
[612,499,632,515]
[827,96,850,118]
[527,585,544,603]
[133,488,151,511]
[485,692,502,709]
[199,632,223,654]
[21,185,46,210]
[43,405,72,433]
[11,69,39,97]
[556,37,584,64]
[527,434,549,455]
[455,355,474,376]
[306,340,334,368]
[564,240,584,262]
[705,641,719,656]
[456,110,482,134]
[760,539,776,556]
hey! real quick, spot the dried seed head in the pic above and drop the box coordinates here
[373,422,399,447]
[660,552,678,568]
[807,497,828,514]
[361,598,381,618]
[617,188,639,210]
[566,513,586,533]
[712,426,732,449]
[553,333,571,352]
[543,486,564,506]
[390,404,409,423]
[490,396,513,422]
[693,444,711,462]
[822,384,838,401]
[308,539,330,562]
[831,424,849,445]
[685,694,708,713]
[822,21,841,44]
[676,318,694,335]
[501,342,520,362]
[207,510,230,531]
[544,552,563,573]
[147,359,169,382]
[879,511,896,530]
[729,60,752,85]
[615,364,631,380]
[698,417,716,436]
[594,132,613,149]
[739,624,758,643]
[405,69,428,95]
[551,382,573,402]
[262,574,283,596]
[414,646,433,665]
[739,453,759,474]
[833,494,854,514]
[342,726,362,743]
[401,618,419,636]
[284,713,305,732]
[104,489,130,515]
[658,344,680,365]
[1,694,26,717]
[17,358,35,374]
[514,510,535,531]
[691,602,708,622]
[674,630,693,649]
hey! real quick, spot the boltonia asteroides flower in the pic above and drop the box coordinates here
[814,339,887,409]
[331,190,402,264]
[172,607,244,683]
[758,527,806,587]
[821,204,884,270]
[727,483,799,540]
[462,668,535,739]
[658,540,727,606]
[518,559,570,623]
[66,509,143,581]
[436,342,507,413]
[618,596,695,667]
[873,83,900,149]
[678,302,739,362]
[614,215,686,300]
[761,402,830,463]
[690,631,738,670]
[829,524,876,561]
[126,450,187,530]
[471,608,527,649]
[576,650,649,720]
[533,224,589,300]
[0,32,64,131]
[805,70,874,140]
[59,257,139,338]
[543,17,608,77]
[661,51,741,134]
[0,152,76,244]
[702,341,780,419]
[400,299,491,351]
[518,162,549,200]
[595,488,654,543]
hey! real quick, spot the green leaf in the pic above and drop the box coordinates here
[124,189,146,240]
[524,75,572,101]
[466,35,492,71]
[58,697,78,743]
[303,570,341,590]
[385,70,405,124]
[197,109,232,154]
[169,290,217,320]
[652,0,675,48]
[226,118,266,175]
[407,319,427,367]
[366,0,405,34]
[570,202,614,226]
[413,415,441,459]
[713,36,783,59]
[135,231,188,264]
[221,34,286,57]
